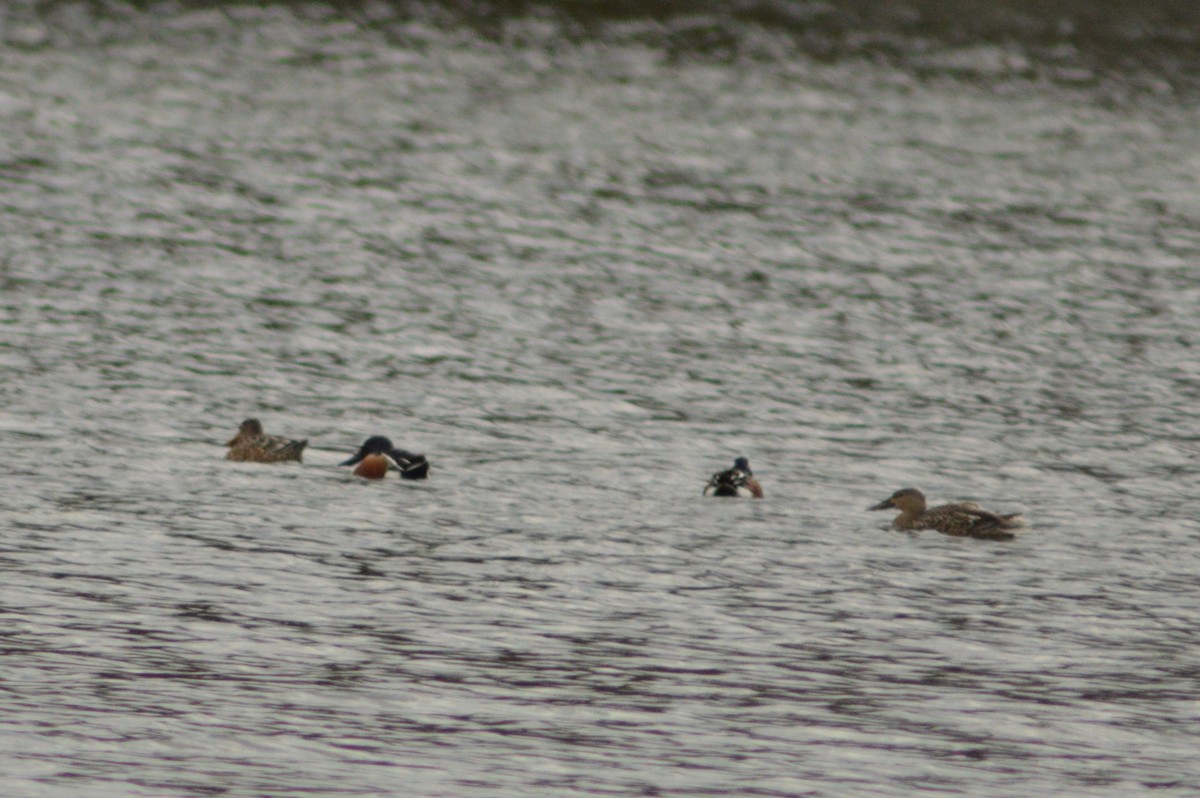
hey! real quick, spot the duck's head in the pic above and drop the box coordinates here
[868,487,925,512]
[340,435,396,466]
[733,456,752,475]
[227,418,264,445]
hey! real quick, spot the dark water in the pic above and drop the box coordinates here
[3,2,1200,796]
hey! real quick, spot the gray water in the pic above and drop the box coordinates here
[3,4,1200,797]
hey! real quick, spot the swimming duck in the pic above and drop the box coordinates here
[703,457,763,498]
[341,436,430,480]
[225,418,307,463]
[868,488,1025,540]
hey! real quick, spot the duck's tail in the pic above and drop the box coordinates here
[999,512,1027,529]
[965,510,1026,540]
[280,439,308,461]
[393,451,430,480]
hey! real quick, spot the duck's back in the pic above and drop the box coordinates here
[227,434,308,463]
[917,502,1022,540]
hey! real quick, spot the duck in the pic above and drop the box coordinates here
[868,487,1025,540]
[225,418,307,463]
[703,456,763,498]
[341,436,430,480]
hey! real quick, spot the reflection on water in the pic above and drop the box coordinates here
[2,3,1200,797]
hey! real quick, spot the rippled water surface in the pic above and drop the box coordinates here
[3,4,1200,796]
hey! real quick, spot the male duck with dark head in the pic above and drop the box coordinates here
[342,436,430,481]
[869,487,1025,540]
[703,456,763,498]
[225,418,307,463]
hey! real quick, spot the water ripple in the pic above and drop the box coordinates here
[3,5,1200,798]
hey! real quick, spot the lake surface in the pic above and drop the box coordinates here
[2,2,1200,796]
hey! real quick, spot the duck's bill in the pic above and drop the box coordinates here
[339,452,365,466]
[867,499,893,511]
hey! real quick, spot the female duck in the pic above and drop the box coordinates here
[341,436,430,480]
[703,457,763,498]
[225,418,307,463]
[868,487,1024,540]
